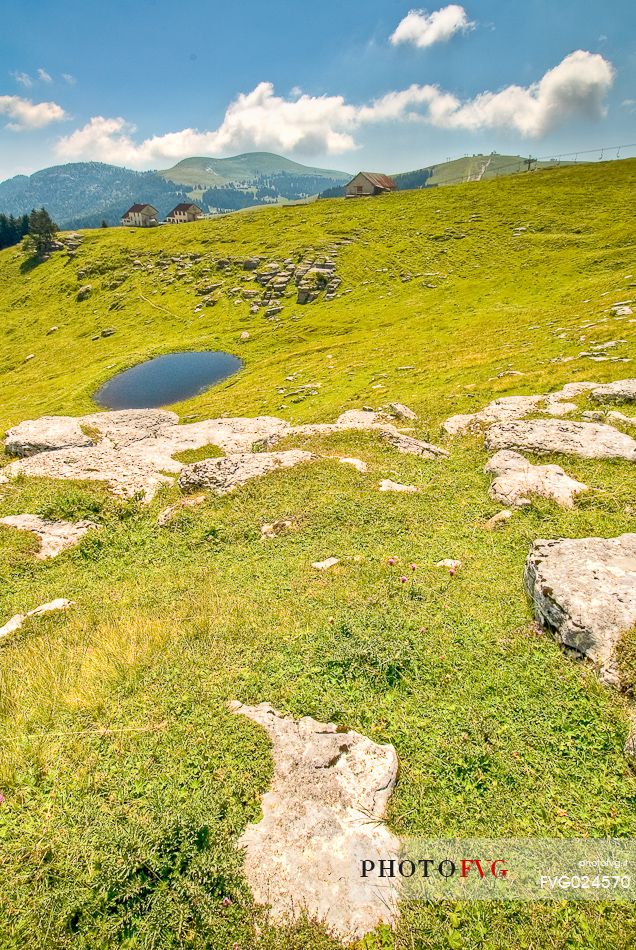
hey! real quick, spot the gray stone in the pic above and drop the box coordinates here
[388,402,418,421]
[178,450,313,494]
[0,514,97,558]
[77,284,92,301]
[231,702,399,941]
[591,379,636,404]
[484,450,588,508]
[380,430,449,459]
[485,419,636,461]
[524,534,636,685]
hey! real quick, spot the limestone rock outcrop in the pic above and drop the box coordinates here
[484,450,588,508]
[524,534,636,685]
[485,419,636,461]
[231,701,400,941]
[178,450,313,494]
[0,514,97,558]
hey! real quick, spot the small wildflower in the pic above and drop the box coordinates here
[400,575,407,583]
[449,567,456,576]
[387,556,397,565]
[0,793,5,805]
[222,897,232,907]
[410,563,417,572]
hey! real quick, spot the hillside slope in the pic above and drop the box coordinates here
[159,151,350,187]
[0,162,190,229]
[0,160,635,949]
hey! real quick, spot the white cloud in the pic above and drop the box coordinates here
[55,84,358,165]
[427,50,615,136]
[37,68,53,83]
[53,50,615,166]
[11,71,33,88]
[0,95,67,131]
[62,73,76,85]
[390,5,474,48]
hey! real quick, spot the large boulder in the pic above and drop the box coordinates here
[231,702,399,941]
[484,450,588,508]
[485,419,636,461]
[524,534,636,685]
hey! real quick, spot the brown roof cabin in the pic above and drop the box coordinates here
[121,204,159,227]
[345,172,396,197]
[165,202,204,224]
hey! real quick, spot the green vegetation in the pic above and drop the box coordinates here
[0,159,635,949]
[158,152,349,188]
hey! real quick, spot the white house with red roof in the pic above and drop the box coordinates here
[121,204,159,227]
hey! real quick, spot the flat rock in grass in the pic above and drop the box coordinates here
[8,442,174,500]
[485,509,513,530]
[178,450,313,495]
[0,514,97,558]
[443,382,598,435]
[5,416,93,457]
[388,402,418,421]
[436,558,462,571]
[380,431,449,459]
[591,379,636,404]
[311,556,340,570]
[230,701,399,941]
[524,534,636,686]
[338,457,368,473]
[3,406,449,501]
[379,479,418,493]
[484,450,588,508]
[0,598,73,642]
[485,419,636,461]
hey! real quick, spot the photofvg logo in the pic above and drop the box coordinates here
[355,839,636,901]
[361,856,508,881]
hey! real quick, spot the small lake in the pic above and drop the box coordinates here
[95,351,242,409]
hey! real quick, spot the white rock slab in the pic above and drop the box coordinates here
[311,556,340,570]
[484,450,588,508]
[231,702,400,941]
[179,450,313,494]
[591,379,636,404]
[524,534,636,685]
[0,598,73,642]
[485,419,636,461]
[379,480,418,493]
[0,514,97,558]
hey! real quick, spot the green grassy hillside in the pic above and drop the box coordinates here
[0,160,635,949]
[159,151,349,187]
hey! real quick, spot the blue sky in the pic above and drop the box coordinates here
[1,0,635,180]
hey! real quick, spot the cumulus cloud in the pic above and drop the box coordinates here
[0,94,67,130]
[390,5,474,48]
[53,50,614,166]
[55,83,358,165]
[37,68,53,83]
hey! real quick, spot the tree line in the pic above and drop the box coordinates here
[0,208,58,257]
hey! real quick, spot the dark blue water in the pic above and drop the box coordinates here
[95,351,242,409]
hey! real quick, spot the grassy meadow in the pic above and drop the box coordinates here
[0,160,635,949]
